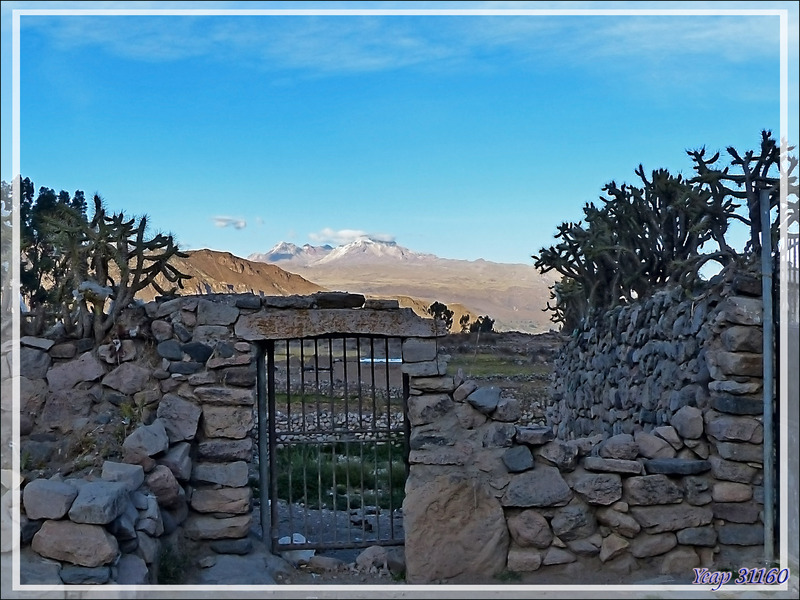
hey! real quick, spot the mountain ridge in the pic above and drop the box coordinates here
[248,238,559,334]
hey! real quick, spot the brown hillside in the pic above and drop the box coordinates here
[138,250,481,331]
[138,249,326,302]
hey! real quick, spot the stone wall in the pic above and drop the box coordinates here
[11,292,443,584]
[401,274,768,584]
[548,273,765,441]
[7,281,771,586]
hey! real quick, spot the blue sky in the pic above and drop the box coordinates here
[2,1,798,265]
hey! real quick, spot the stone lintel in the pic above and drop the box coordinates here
[235,308,446,340]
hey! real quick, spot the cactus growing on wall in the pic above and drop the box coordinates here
[533,131,798,331]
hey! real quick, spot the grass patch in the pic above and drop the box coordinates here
[157,541,189,584]
[494,570,522,582]
[274,440,406,511]
[448,353,547,378]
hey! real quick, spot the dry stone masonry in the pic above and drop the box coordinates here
[9,277,770,585]
[13,292,442,584]
[401,273,769,583]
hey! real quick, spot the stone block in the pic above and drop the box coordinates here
[201,405,254,439]
[158,442,193,481]
[676,526,717,546]
[501,466,572,508]
[194,386,255,405]
[146,465,184,508]
[706,414,763,443]
[596,507,640,538]
[629,504,713,533]
[598,434,639,460]
[629,532,677,557]
[402,338,438,362]
[623,474,683,505]
[407,394,454,426]
[197,299,240,325]
[23,478,78,520]
[502,445,534,473]
[505,509,553,548]
[196,438,254,461]
[192,461,249,487]
[515,426,555,446]
[191,486,252,514]
[550,502,597,541]
[32,520,119,567]
[670,406,704,439]
[399,474,509,584]
[102,362,152,395]
[123,419,170,457]
[157,394,202,442]
[568,472,622,506]
[537,441,580,471]
[711,481,753,503]
[712,501,761,524]
[599,534,629,563]
[466,386,501,414]
[68,481,130,525]
[101,461,145,492]
[506,546,542,572]
[582,456,642,475]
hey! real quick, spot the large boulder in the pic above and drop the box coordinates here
[31,521,119,567]
[403,473,509,583]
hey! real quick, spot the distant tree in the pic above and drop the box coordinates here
[469,315,495,333]
[459,313,471,334]
[19,179,90,322]
[427,301,454,331]
[13,177,192,342]
[1,180,12,341]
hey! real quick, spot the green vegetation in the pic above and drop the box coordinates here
[533,131,798,331]
[273,440,406,511]
[448,353,547,378]
[494,570,522,582]
[157,541,190,585]
[10,176,192,342]
[427,301,454,331]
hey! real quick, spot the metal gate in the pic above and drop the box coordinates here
[261,335,409,554]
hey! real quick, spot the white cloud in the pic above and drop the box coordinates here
[308,227,395,245]
[212,216,246,229]
[18,8,789,74]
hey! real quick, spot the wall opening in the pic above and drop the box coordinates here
[258,334,409,554]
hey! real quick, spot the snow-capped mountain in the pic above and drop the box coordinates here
[247,237,560,334]
[314,237,436,265]
[249,237,436,267]
[248,242,333,266]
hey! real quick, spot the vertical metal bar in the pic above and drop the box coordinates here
[267,340,279,553]
[299,339,309,543]
[343,336,349,425]
[285,340,291,429]
[373,435,380,541]
[357,337,364,430]
[300,340,306,433]
[383,337,392,541]
[256,343,269,545]
[760,188,775,565]
[402,372,411,481]
[315,339,323,517]
[328,337,337,544]
[370,337,378,426]
[359,439,366,541]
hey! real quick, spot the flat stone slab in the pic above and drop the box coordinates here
[582,456,643,475]
[643,459,711,475]
[236,308,446,340]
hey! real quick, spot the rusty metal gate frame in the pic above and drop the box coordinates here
[257,334,410,554]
